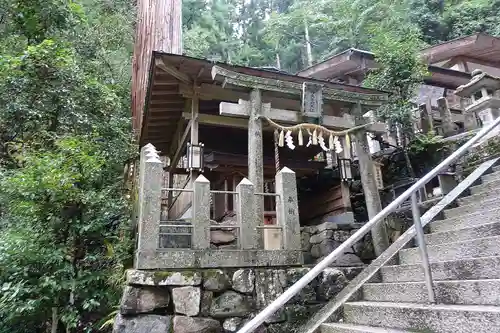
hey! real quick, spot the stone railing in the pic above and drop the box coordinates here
[135,144,303,269]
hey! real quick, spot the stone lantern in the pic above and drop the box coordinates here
[455,69,500,139]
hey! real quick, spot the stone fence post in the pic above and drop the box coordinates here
[236,178,260,249]
[437,97,455,137]
[135,144,163,268]
[192,175,211,249]
[275,167,301,250]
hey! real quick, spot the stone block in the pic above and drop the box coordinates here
[210,230,236,245]
[255,269,286,323]
[210,291,253,318]
[203,270,231,292]
[284,304,323,323]
[314,253,363,267]
[317,268,348,301]
[200,291,214,316]
[322,212,355,225]
[301,231,311,251]
[137,249,303,269]
[310,239,342,258]
[286,268,317,304]
[172,286,201,316]
[112,314,171,333]
[173,316,222,333]
[120,286,170,315]
[127,270,202,286]
[222,318,244,333]
[266,322,297,333]
[309,230,334,244]
[232,269,255,294]
[315,222,339,233]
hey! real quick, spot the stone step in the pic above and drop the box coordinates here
[380,256,500,283]
[481,170,500,183]
[457,188,500,206]
[399,235,500,265]
[321,323,413,333]
[362,279,500,305]
[343,301,500,333]
[429,208,500,233]
[444,197,499,219]
[425,221,500,246]
[471,178,500,195]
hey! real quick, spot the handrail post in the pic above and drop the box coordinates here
[410,192,436,304]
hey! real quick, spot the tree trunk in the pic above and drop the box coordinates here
[303,18,313,67]
[51,307,59,333]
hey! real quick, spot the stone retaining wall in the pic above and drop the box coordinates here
[113,266,362,333]
[301,222,374,265]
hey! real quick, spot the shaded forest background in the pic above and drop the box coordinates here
[0,0,499,332]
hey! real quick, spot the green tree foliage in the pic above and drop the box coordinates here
[0,1,134,332]
[363,25,428,130]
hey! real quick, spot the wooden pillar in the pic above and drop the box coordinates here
[167,171,174,218]
[339,137,352,212]
[352,105,390,256]
[248,89,264,224]
[190,96,200,186]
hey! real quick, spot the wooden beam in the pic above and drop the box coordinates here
[211,66,388,106]
[147,122,176,127]
[153,81,179,86]
[151,90,179,96]
[148,116,179,121]
[181,83,305,111]
[149,108,182,112]
[150,100,184,105]
[169,120,192,171]
[182,113,249,129]
[219,99,386,131]
[155,57,192,85]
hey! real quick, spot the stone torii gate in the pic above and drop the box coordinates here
[212,66,391,256]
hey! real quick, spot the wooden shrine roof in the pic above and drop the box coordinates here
[139,52,390,155]
[421,33,500,65]
[297,48,472,90]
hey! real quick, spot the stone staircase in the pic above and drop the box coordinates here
[321,166,500,333]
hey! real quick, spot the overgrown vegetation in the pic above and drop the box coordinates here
[183,0,500,72]
[0,1,135,332]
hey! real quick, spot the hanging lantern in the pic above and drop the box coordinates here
[186,142,204,172]
[338,157,353,181]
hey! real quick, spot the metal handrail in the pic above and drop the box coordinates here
[237,116,500,333]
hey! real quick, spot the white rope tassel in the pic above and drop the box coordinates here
[329,134,335,150]
[312,129,318,145]
[278,130,285,147]
[318,132,328,151]
[285,130,295,150]
[298,129,304,146]
[307,129,313,147]
[334,136,343,153]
